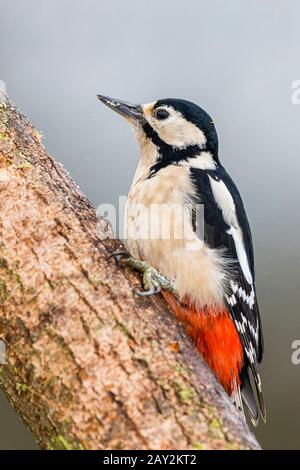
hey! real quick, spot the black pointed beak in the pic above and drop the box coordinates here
[97,95,144,122]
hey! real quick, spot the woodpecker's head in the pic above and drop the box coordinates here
[97,95,219,170]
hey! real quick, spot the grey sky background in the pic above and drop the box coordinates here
[1,0,300,449]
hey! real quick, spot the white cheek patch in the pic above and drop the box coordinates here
[160,116,206,148]
[208,176,253,285]
[147,107,207,149]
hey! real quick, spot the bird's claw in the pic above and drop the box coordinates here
[133,266,161,296]
[134,285,161,296]
[106,250,130,264]
[108,251,178,297]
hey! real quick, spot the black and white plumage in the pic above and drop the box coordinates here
[146,99,265,422]
[190,164,265,423]
[97,95,266,424]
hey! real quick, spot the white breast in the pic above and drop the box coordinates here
[125,164,230,308]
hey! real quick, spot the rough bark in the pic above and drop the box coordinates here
[0,96,260,450]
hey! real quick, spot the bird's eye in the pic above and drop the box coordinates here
[153,108,170,120]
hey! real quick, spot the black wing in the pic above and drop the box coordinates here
[190,165,265,423]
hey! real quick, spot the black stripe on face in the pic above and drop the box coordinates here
[143,122,202,178]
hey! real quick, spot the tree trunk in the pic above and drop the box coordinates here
[0,97,260,450]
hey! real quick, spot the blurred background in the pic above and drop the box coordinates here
[1,0,299,450]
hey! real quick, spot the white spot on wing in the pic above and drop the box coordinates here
[208,175,253,285]
[245,341,257,364]
[226,293,237,306]
[227,226,253,285]
[248,318,259,344]
[230,281,255,309]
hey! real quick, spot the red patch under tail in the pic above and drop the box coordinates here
[162,291,244,394]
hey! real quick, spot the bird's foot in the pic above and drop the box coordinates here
[108,251,177,297]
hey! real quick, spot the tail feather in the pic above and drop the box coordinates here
[231,381,246,422]
[240,367,259,426]
[245,365,266,423]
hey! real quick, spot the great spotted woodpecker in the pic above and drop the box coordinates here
[98,95,266,425]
